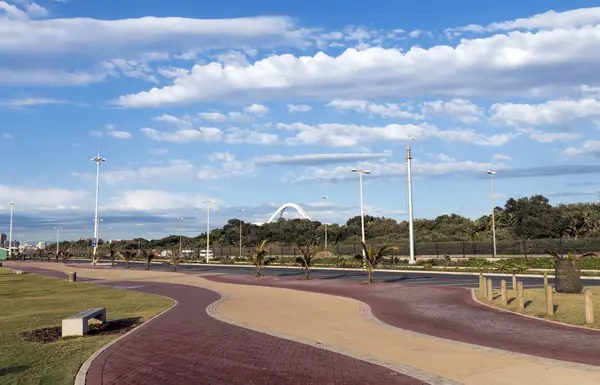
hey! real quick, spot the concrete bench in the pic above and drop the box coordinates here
[62,308,106,337]
[13,269,23,274]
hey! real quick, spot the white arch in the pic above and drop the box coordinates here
[266,203,311,223]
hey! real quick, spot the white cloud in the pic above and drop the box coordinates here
[1,15,302,58]
[430,153,456,162]
[408,30,422,38]
[0,67,104,85]
[449,8,600,34]
[287,158,509,183]
[491,98,600,126]
[0,97,67,107]
[421,98,484,124]
[277,122,515,148]
[492,154,513,162]
[197,152,255,180]
[244,103,269,116]
[254,151,392,166]
[225,127,278,145]
[116,24,600,107]
[0,184,87,210]
[105,124,132,139]
[564,140,600,157]
[0,0,47,20]
[149,148,168,155]
[328,99,422,119]
[73,159,196,184]
[2,133,13,139]
[286,104,312,113]
[104,190,211,212]
[517,127,580,143]
[198,112,229,122]
[141,127,223,143]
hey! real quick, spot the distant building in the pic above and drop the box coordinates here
[0,233,6,246]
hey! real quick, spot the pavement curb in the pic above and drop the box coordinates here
[205,294,458,385]
[470,288,600,335]
[74,291,178,385]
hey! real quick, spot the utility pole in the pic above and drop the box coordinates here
[351,168,371,265]
[406,144,416,265]
[179,217,183,255]
[202,200,216,263]
[54,227,62,255]
[487,170,498,258]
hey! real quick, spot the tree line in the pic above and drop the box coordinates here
[46,195,600,254]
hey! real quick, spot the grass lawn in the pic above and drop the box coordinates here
[0,268,173,384]
[476,283,600,329]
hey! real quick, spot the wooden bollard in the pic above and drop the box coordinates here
[487,279,493,301]
[68,272,76,283]
[585,289,594,324]
[479,274,487,298]
[517,281,525,311]
[501,280,508,306]
[543,272,548,290]
[512,274,517,291]
[545,285,553,316]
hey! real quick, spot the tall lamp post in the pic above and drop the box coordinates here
[237,209,244,258]
[8,201,13,258]
[178,217,184,255]
[136,223,143,251]
[487,170,498,259]
[322,196,329,249]
[54,226,62,254]
[406,143,416,265]
[91,152,106,259]
[351,168,371,263]
[202,200,217,263]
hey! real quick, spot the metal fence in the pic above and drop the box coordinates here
[164,238,600,259]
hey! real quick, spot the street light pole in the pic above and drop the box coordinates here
[8,201,13,258]
[202,200,216,263]
[322,196,329,249]
[91,152,106,260]
[487,170,498,259]
[406,144,416,265]
[178,217,183,255]
[351,168,371,264]
[136,223,143,251]
[237,209,244,259]
[54,227,62,254]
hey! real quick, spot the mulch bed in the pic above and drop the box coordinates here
[21,317,142,344]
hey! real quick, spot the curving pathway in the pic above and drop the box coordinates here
[208,274,600,366]
[7,262,600,385]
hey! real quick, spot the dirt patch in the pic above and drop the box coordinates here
[21,317,142,344]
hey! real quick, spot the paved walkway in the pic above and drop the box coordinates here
[208,274,600,366]
[6,262,600,385]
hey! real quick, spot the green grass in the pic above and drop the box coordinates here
[0,268,173,385]
[477,285,600,329]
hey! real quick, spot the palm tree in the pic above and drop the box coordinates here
[355,242,398,283]
[166,248,185,271]
[140,248,157,270]
[250,240,273,277]
[293,242,328,280]
[118,250,135,269]
[61,251,73,264]
[106,243,118,267]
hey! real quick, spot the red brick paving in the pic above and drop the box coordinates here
[208,274,600,367]
[6,266,424,385]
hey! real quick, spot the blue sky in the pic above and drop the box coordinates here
[2,0,600,243]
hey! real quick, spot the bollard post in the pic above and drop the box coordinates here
[517,281,525,311]
[545,285,553,316]
[585,289,594,325]
[479,274,487,298]
[543,272,548,290]
[68,272,76,283]
[501,280,508,306]
[487,279,493,301]
[512,274,517,291]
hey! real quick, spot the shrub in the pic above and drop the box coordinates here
[493,259,528,274]
[463,258,489,267]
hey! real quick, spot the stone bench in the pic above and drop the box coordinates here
[62,308,107,337]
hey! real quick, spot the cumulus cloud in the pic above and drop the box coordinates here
[254,151,392,166]
[141,126,223,143]
[491,98,600,126]
[196,152,255,180]
[328,99,422,119]
[287,104,312,113]
[564,140,600,157]
[0,97,67,107]
[421,98,484,124]
[0,184,87,210]
[115,24,600,107]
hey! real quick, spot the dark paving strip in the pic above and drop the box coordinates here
[7,265,94,281]
[208,274,600,367]
[6,265,425,385]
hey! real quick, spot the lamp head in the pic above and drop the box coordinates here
[364,170,372,175]
[487,170,496,175]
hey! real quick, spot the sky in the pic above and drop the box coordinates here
[2,0,600,243]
